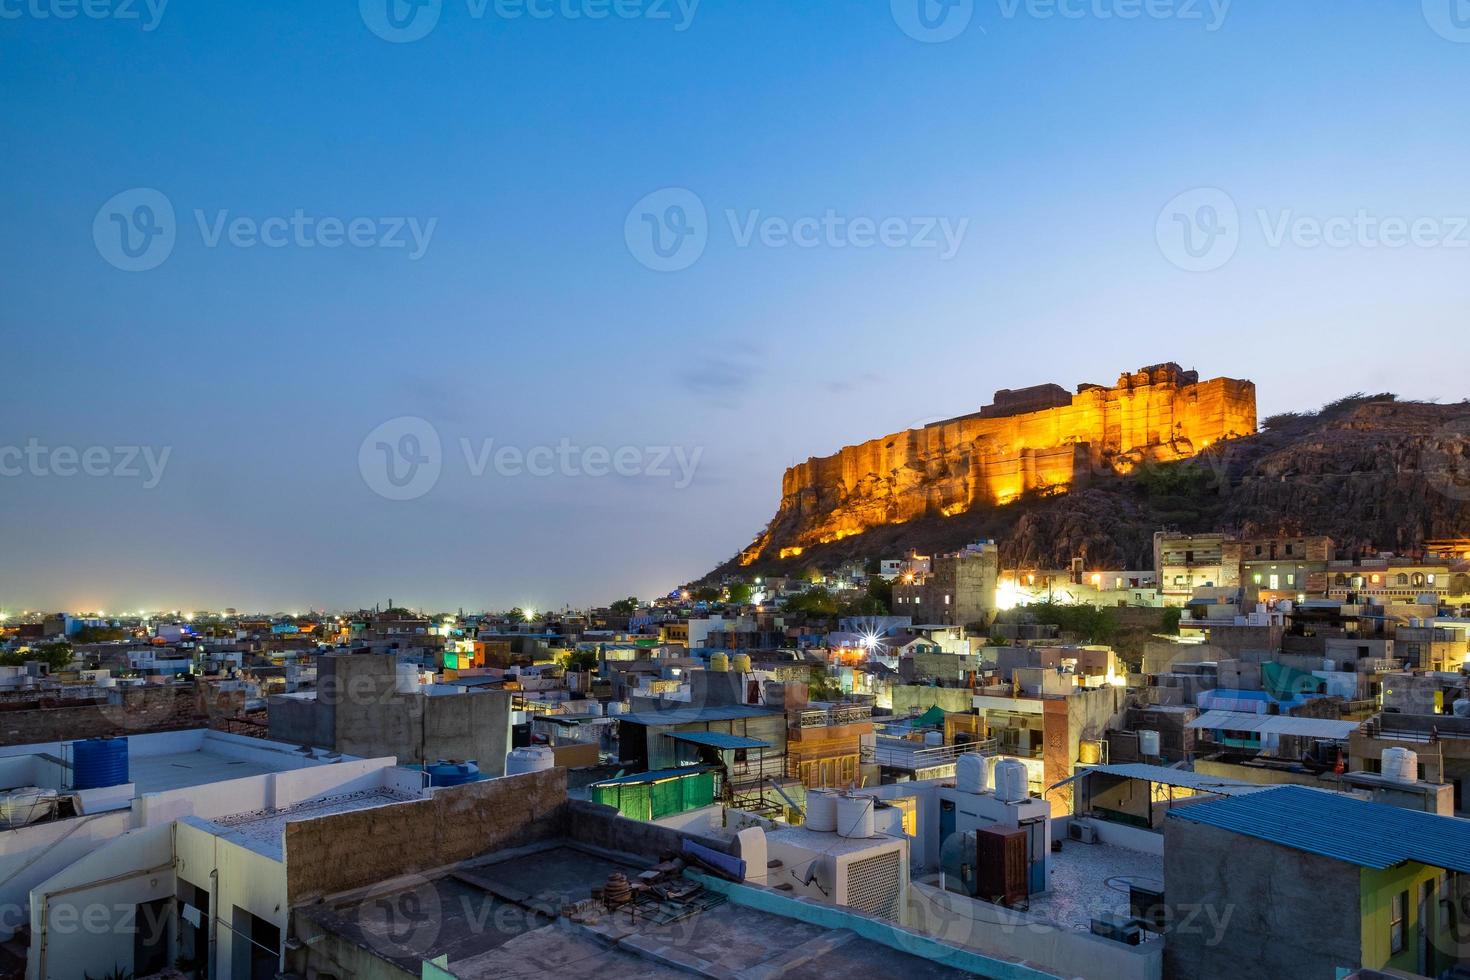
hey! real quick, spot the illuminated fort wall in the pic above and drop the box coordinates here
[745,364,1256,562]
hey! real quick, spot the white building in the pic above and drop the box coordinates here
[0,729,427,980]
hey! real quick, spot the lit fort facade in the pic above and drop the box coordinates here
[743,363,1256,563]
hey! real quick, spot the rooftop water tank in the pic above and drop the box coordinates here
[426,760,481,787]
[395,662,420,694]
[607,702,628,716]
[1137,730,1161,758]
[836,794,875,839]
[505,746,555,776]
[1452,698,1470,719]
[923,730,944,748]
[72,738,128,791]
[733,654,752,673]
[1382,747,1419,783]
[994,759,1029,803]
[710,653,730,672]
[806,790,838,832]
[871,800,904,837]
[956,753,989,795]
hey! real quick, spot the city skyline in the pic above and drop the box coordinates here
[5,2,1470,610]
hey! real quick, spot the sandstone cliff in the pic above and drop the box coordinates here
[712,394,1470,580]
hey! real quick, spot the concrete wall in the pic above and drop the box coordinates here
[907,879,1161,980]
[1163,818,1361,979]
[270,653,513,775]
[176,818,290,980]
[284,768,568,904]
[26,822,175,980]
[0,686,205,746]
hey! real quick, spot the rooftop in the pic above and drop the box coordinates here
[1187,710,1359,741]
[1024,839,1164,936]
[1167,784,1470,873]
[309,839,985,980]
[201,788,419,859]
[619,704,780,726]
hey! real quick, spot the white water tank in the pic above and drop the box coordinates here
[1382,747,1419,783]
[871,801,905,837]
[923,730,944,747]
[505,746,555,776]
[395,662,420,694]
[956,753,989,795]
[607,701,628,716]
[836,794,875,838]
[806,790,838,832]
[1454,699,1470,719]
[994,759,1029,803]
[582,700,604,716]
[1138,730,1161,758]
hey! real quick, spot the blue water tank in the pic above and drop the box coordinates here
[425,759,480,787]
[73,738,129,790]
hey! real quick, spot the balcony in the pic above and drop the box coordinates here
[870,736,997,771]
[796,704,873,729]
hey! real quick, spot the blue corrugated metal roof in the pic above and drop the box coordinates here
[667,731,770,750]
[588,765,713,786]
[1167,785,1470,873]
[1053,763,1263,796]
[618,705,779,726]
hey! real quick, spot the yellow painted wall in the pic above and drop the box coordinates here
[1360,863,1452,974]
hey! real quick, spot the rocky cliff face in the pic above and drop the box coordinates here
[738,364,1256,565]
[712,396,1470,579]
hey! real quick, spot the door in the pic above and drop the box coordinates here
[1418,878,1434,976]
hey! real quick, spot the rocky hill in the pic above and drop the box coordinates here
[708,395,1470,580]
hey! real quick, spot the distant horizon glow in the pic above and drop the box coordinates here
[4,4,1469,610]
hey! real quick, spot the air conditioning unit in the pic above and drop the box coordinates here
[1068,821,1097,844]
[1091,914,1144,946]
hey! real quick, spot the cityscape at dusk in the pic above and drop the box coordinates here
[4,3,1470,980]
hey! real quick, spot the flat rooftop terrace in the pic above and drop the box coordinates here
[304,839,994,979]
[130,749,280,793]
[1027,839,1164,938]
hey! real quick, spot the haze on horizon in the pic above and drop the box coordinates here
[3,1,1469,613]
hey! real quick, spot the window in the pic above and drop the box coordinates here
[1390,890,1407,953]
[1286,573,1295,586]
[1286,543,1294,556]
[944,594,951,605]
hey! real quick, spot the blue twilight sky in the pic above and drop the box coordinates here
[2,0,1469,613]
